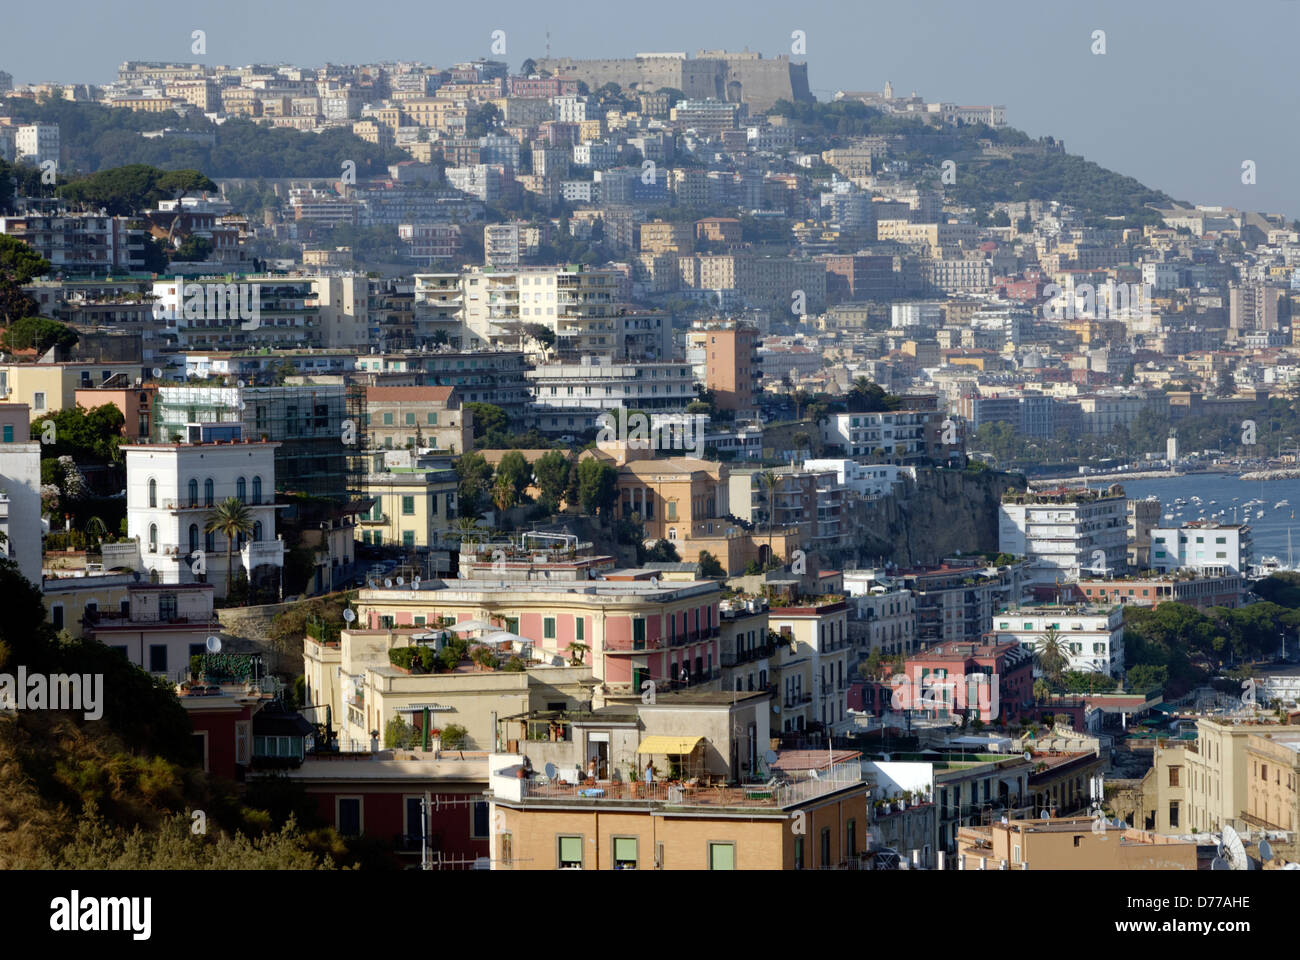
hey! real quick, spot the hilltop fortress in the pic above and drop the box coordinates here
[533,50,812,111]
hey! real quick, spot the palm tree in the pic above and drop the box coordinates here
[491,474,517,514]
[758,470,779,567]
[1033,626,1068,686]
[205,497,253,601]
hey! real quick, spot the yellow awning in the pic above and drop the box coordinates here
[637,735,704,755]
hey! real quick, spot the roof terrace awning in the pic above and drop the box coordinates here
[636,735,704,755]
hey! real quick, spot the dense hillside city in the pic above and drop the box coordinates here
[2,25,1300,893]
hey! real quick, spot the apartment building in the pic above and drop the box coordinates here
[698,323,760,418]
[0,213,146,275]
[896,560,1028,646]
[364,385,471,454]
[353,570,723,697]
[488,746,870,870]
[768,597,850,735]
[525,360,696,414]
[356,455,458,550]
[124,435,285,600]
[86,582,220,679]
[1150,521,1252,577]
[992,603,1124,678]
[843,571,916,656]
[1128,496,1161,567]
[998,486,1129,586]
[820,409,949,464]
[0,404,40,585]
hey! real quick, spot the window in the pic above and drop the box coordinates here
[613,837,638,870]
[575,618,585,641]
[189,524,199,554]
[1169,802,1180,828]
[252,521,262,542]
[33,391,45,411]
[204,478,214,506]
[794,837,805,869]
[632,618,645,648]
[402,495,415,515]
[427,412,438,425]
[236,477,247,502]
[472,800,489,838]
[235,721,249,765]
[51,605,64,630]
[820,827,831,867]
[148,478,157,507]
[148,644,167,672]
[383,412,394,425]
[148,523,158,552]
[402,530,415,548]
[544,617,556,639]
[252,476,262,504]
[337,798,362,837]
[558,835,583,869]
[1169,767,1180,786]
[846,819,857,857]
[188,478,198,506]
[708,842,735,870]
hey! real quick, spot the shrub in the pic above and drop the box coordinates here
[441,723,469,750]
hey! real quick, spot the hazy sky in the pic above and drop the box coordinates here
[6,0,1298,218]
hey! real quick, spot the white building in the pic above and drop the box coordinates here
[820,411,935,462]
[843,571,917,656]
[992,604,1124,678]
[802,459,914,498]
[1150,522,1252,576]
[998,487,1128,586]
[0,437,42,586]
[16,122,59,167]
[525,359,696,412]
[891,301,945,329]
[88,582,219,679]
[125,433,284,599]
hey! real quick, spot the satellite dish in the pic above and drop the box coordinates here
[343,609,356,623]
[1260,839,1274,862]
[205,635,222,653]
[396,577,404,585]
[771,703,781,714]
[1039,809,1050,819]
[764,749,778,765]
[151,367,162,378]
[384,578,393,588]
[1023,751,1032,761]
[1210,856,1230,871]
[413,575,421,587]
[1221,825,1248,871]
[237,379,245,388]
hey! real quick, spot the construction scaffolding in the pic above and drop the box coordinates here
[155,383,350,499]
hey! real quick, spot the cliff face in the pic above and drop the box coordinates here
[849,468,1025,567]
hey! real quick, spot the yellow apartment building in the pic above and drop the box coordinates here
[1244,731,1300,831]
[489,751,872,869]
[356,462,459,550]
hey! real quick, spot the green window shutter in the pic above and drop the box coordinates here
[406,412,415,425]
[427,412,438,425]
[402,495,415,515]
[403,531,415,547]
[544,617,556,639]
[710,843,735,870]
[383,412,393,425]
[559,836,583,864]
[575,618,585,641]
[613,837,637,862]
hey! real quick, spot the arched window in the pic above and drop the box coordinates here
[189,524,199,554]
[236,477,247,502]
[188,478,198,507]
[251,476,262,505]
[205,530,215,553]
[204,478,214,506]
[148,523,158,551]
[148,478,157,508]
[252,521,263,542]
